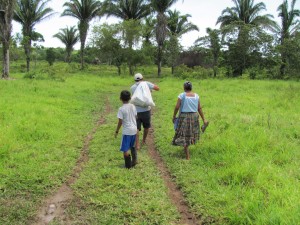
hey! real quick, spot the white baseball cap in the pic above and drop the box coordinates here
[134,73,143,81]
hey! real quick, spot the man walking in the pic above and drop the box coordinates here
[130,73,159,150]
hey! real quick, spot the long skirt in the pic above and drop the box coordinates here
[172,112,200,146]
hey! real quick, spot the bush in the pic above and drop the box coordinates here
[173,64,213,79]
[46,48,56,66]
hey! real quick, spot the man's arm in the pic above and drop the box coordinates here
[146,81,159,91]
[153,84,159,91]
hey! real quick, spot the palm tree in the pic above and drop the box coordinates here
[216,0,275,31]
[14,0,54,72]
[62,0,102,70]
[166,9,198,74]
[195,28,221,77]
[167,10,198,36]
[276,0,300,76]
[102,0,151,74]
[53,26,79,63]
[102,0,151,21]
[0,0,16,79]
[142,16,156,45]
[216,0,275,75]
[151,0,180,77]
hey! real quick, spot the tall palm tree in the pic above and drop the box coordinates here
[14,0,54,72]
[0,0,16,79]
[151,0,180,77]
[166,9,198,74]
[53,26,79,63]
[62,0,102,70]
[276,0,300,76]
[216,0,275,75]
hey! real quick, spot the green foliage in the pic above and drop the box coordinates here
[45,48,56,66]
[277,32,300,79]
[90,23,122,65]
[173,64,213,79]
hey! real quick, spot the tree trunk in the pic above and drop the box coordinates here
[156,13,167,77]
[280,58,286,78]
[80,44,84,69]
[66,49,71,63]
[213,67,217,77]
[280,37,287,78]
[24,42,31,72]
[0,1,15,78]
[2,43,10,79]
[157,45,163,77]
[129,65,134,75]
[79,22,88,70]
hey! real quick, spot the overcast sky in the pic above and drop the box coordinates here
[12,0,300,49]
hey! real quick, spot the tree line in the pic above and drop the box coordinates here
[0,0,300,80]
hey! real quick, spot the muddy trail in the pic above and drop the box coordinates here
[32,105,200,224]
[32,102,112,225]
[147,128,201,225]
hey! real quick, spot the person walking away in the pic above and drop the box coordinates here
[131,73,159,150]
[172,81,209,160]
[115,90,138,168]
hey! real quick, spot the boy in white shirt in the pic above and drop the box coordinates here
[115,90,138,168]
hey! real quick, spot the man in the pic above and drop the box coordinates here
[130,73,159,150]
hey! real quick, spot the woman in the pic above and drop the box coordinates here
[172,81,209,160]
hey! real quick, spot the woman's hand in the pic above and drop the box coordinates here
[201,120,209,133]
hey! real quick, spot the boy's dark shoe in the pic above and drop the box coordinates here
[131,147,137,167]
[124,155,132,169]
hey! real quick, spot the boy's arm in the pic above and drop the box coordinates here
[115,118,122,138]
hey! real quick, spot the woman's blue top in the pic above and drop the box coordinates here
[179,92,199,113]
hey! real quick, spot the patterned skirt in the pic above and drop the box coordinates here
[172,112,200,146]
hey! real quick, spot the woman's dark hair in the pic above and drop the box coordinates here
[184,81,192,91]
[120,90,131,101]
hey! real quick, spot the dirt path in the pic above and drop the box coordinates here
[146,128,202,225]
[32,100,200,224]
[32,102,111,225]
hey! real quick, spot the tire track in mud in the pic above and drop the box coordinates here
[147,126,202,225]
[32,100,111,225]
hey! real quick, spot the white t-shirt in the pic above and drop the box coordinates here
[117,103,137,135]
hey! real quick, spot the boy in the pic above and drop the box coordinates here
[115,90,138,168]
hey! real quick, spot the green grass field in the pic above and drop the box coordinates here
[0,63,299,224]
